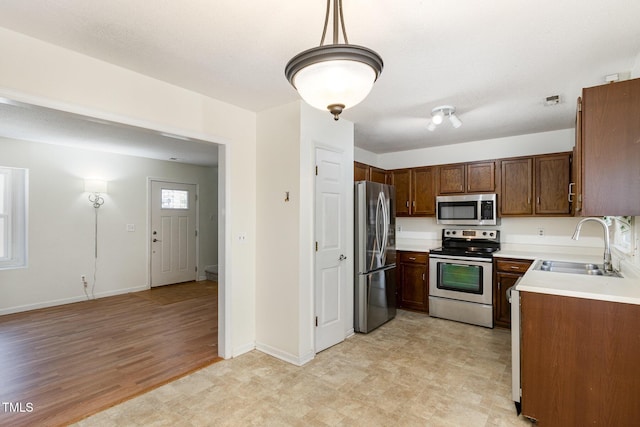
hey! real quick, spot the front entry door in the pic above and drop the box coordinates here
[150,180,197,287]
[315,148,348,352]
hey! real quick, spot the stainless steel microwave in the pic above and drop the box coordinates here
[436,194,498,225]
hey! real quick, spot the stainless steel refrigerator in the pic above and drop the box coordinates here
[354,181,397,333]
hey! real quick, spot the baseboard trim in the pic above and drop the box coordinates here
[0,285,149,316]
[255,341,315,366]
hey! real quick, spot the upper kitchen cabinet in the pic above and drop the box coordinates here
[438,161,496,195]
[500,158,533,215]
[354,161,369,181]
[392,166,436,217]
[500,153,571,216]
[576,78,640,216]
[534,153,571,215]
[369,166,389,184]
[354,162,389,184]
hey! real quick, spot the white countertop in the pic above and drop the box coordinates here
[497,244,640,305]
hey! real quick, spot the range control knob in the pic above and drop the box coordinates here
[489,232,495,237]
[452,230,457,235]
[482,231,487,236]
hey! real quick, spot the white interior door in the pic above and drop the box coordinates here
[315,148,348,352]
[150,180,197,287]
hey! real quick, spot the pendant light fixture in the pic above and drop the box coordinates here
[285,0,383,120]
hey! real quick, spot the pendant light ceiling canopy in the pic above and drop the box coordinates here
[285,0,383,120]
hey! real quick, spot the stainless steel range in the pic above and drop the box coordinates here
[428,228,500,328]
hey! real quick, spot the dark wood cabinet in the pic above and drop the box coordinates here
[500,158,533,215]
[354,162,389,184]
[534,153,571,215]
[392,169,411,216]
[354,161,369,181]
[438,164,465,194]
[577,78,640,216]
[438,161,496,195]
[521,291,640,424]
[397,251,428,312]
[369,166,388,184]
[493,258,532,328]
[501,153,571,216]
[467,161,496,193]
[392,167,436,217]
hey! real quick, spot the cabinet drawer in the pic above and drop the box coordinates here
[399,252,428,264]
[495,258,533,273]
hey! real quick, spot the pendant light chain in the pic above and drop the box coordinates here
[319,0,349,46]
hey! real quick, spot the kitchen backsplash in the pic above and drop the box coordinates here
[397,216,639,273]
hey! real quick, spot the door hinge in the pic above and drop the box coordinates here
[315,241,318,252]
[195,266,198,272]
[195,230,198,237]
[195,194,198,201]
[315,316,318,327]
[315,165,318,176]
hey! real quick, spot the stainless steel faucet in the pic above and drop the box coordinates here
[572,217,613,273]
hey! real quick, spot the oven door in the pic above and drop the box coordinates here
[428,255,493,305]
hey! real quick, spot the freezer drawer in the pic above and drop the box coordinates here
[355,266,397,333]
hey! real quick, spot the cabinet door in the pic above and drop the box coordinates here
[500,158,533,215]
[354,162,369,181]
[572,97,583,215]
[535,153,571,215]
[411,166,436,216]
[438,164,465,194]
[392,169,411,216]
[494,271,519,328]
[397,253,428,312]
[467,161,495,193]
[582,78,640,216]
[370,166,388,184]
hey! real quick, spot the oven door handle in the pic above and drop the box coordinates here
[446,263,474,268]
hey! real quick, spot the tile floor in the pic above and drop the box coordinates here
[74,310,532,426]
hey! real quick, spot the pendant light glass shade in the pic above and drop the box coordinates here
[285,0,383,120]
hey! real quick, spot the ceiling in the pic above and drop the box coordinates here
[0,0,639,156]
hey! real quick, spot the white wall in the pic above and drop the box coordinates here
[255,101,354,365]
[0,137,217,313]
[377,128,575,170]
[0,27,257,359]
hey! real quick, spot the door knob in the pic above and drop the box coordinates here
[339,254,347,261]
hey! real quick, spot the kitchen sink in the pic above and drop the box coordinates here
[534,260,623,278]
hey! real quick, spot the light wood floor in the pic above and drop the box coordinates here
[0,281,220,427]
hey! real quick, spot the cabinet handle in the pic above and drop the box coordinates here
[422,273,425,281]
[510,266,520,269]
[409,257,416,260]
[406,201,409,208]
[498,281,501,290]
[568,182,575,202]
[537,197,540,205]
[528,197,531,205]
[413,201,416,207]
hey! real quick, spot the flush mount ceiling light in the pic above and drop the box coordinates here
[285,0,383,120]
[427,105,462,131]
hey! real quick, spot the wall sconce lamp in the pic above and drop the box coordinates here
[427,105,463,131]
[85,179,108,208]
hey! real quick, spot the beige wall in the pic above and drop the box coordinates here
[0,27,256,359]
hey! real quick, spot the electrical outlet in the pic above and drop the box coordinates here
[81,275,87,287]
[537,228,544,237]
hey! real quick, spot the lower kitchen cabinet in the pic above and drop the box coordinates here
[520,291,640,424]
[397,251,428,312]
[493,258,532,328]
